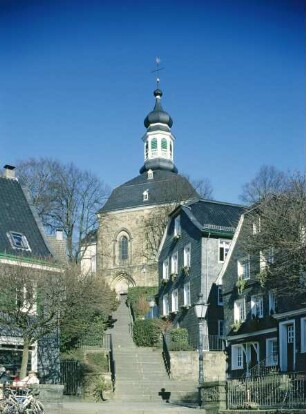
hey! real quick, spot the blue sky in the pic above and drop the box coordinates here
[0,0,304,203]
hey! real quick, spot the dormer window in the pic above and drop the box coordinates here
[174,216,181,238]
[143,190,149,201]
[7,231,31,251]
[147,169,154,180]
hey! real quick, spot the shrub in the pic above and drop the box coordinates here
[170,328,189,344]
[133,319,161,347]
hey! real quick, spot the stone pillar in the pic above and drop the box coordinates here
[199,380,227,413]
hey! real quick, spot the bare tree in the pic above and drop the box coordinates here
[240,165,289,205]
[17,158,110,262]
[0,261,116,378]
[242,173,306,297]
[184,175,214,199]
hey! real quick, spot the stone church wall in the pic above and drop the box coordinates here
[97,204,171,293]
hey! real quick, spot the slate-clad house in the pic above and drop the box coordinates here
[217,211,306,379]
[0,165,65,382]
[157,199,244,349]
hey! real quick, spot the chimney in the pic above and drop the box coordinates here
[3,165,16,179]
[56,229,64,241]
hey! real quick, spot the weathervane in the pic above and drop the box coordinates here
[151,57,164,89]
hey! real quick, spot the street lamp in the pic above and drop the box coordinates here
[148,298,155,319]
[194,298,208,406]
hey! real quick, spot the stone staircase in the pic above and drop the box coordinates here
[109,298,198,405]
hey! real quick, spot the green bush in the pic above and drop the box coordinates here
[133,319,161,347]
[170,328,189,344]
[168,328,192,351]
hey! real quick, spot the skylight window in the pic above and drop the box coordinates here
[7,232,31,251]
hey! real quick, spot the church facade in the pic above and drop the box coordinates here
[97,88,198,294]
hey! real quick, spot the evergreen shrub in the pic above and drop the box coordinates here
[133,319,161,347]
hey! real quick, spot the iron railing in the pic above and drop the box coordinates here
[227,371,306,410]
[109,334,116,390]
[162,333,171,378]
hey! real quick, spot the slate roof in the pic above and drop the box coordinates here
[0,177,52,259]
[100,170,199,213]
[182,199,245,234]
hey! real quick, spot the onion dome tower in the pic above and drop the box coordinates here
[140,88,177,174]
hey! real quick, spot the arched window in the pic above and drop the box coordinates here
[170,142,173,158]
[161,138,167,150]
[151,138,157,150]
[119,236,129,261]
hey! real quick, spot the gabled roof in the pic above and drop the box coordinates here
[100,170,199,213]
[0,177,52,259]
[181,199,245,234]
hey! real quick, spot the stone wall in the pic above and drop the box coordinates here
[170,351,226,382]
[98,205,171,293]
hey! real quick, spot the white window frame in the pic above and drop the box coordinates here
[162,295,169,316]
[171,252,178,275]
[217,286,223,306]
[7,231,31,252]
[219,240,230,262]
[237,256,250,280]
[232,344,244,370]
[266,338,278,366]
[251,295,264,318]
[301,317,306,353]
[252,216,261,234]
[268,290,277,315]
[163,258,169,280]
[183,282,191,307]
[171,289,178,313]
[174,216,181,238]
[143,190,149,201]
[234,298,246,322]
[183,244,191,268]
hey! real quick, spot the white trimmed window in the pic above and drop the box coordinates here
[217,286,223,305]
[301,317,306,353]
[143,190,149,201]
[7,231,31,252]
[268,290,277,314]
[218,320,224,337]
[237,256,250,280]
[174,216,181,238]
[219,240,230,262]
[183,244,191,267]
[251,295,264,318]
[232,344,244,369]
[234,298,246,322]
[171,289,178,313]
[171,252,178,275]
[266,338,278,366]
[183,282,191,307]
[162,295,169,316]
[163,258,169,280]
[252,217,261,234]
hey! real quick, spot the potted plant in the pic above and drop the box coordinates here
[236,278,247,294]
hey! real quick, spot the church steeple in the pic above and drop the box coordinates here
[140,88,177,174]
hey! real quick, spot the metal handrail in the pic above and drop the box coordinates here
[109,334,116,390]
[162,333,171,378]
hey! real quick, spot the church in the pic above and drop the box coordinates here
[97,87,199,294]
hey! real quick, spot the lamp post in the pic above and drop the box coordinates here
[194,299,208,406]
[148,298,155,319]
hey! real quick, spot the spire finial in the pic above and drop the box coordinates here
[151,57,164,89]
